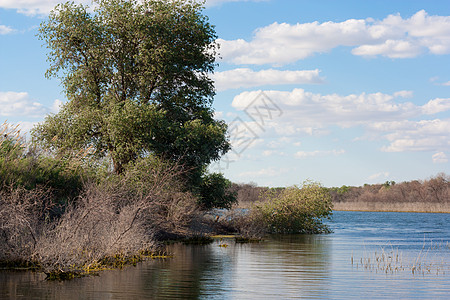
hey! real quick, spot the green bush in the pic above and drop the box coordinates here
[0,122,92,209]
[253,181,333,234]
[199,173,237,209]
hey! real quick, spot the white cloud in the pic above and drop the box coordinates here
[261,149,286,157]
[393,90,414,98]
[214,111,224,119]
[0,24,15,35]
[219,10,450,65]
[2,0,264,15]
[231,88,450,154]
[212,68,324,91]
[368,172,390,181]
[421,98,450,114]
[205,0,267,7]
[432,152,448,163]
[0,91,62,119]
[429,77,450,86]
[218,18,371,65]
[232,89,428,127]
[51,99,64,113]
[295,149,345,159]
[372,119,450,152]
[0,91,48,117]
[352,39,422,58]
[0,0,91,15]
[239,167,288,178]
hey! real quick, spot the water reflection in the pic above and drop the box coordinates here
[228,235,332,299]
[1,211,449,299]
[0,235,332,299]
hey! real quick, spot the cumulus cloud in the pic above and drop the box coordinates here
[352,39,422,58]
[2,0,263,15]
[0,24,15,35]
[0,0,91,15]
[218,10,450,65]
[371,119,450,152]
[393,90,414,98]
[205,0,267,7]
[368,172,390,181]
[295,149,345,159]
[51,99,63,113]
[0,91,59,118]
[212,68,324,91]
[232,89,424,127]
[0,91,47,117]
[230,88,450,154]
[421,98,450,114]
[432,152,448,163]
[429,77,450,86]
[238,167,288,178]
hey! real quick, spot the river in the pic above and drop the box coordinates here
[1,211,449,299]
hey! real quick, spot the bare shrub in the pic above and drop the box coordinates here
[34,182,154,273]
[332,173,450,212]
[424,173,449,203]
[232,182,282,208]
[0,186,52,262]
[113,157,200,234]
[33,156,199,273]
[1,154,199,276]
[228,211,267,239]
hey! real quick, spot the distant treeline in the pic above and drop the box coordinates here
[232,173,450,213]
[329,173,449,204]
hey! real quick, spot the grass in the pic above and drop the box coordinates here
[43,250,173,280]
[334,202,450,214]
[353,240,450,275]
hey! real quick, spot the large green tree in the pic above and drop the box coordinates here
[33,0,230,182]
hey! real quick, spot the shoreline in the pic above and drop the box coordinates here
[332,202,450,214]
[333,209,450,214]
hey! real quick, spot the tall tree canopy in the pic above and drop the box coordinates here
[33,0,230,180]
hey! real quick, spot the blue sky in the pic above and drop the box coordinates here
[1,0,449,187]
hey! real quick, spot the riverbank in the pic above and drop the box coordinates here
[233,173,450,214]
[3,211,449,299]
[333,201,450,213]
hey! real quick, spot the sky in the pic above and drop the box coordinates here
[1,0,449,188]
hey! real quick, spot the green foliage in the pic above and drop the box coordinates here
[34,0,230,179]
[0,123,87,204]
[337,185,350,195]
[383,181,396,188]
[253,181,333,234]
[0,155,83,202]
[199,173,237,209]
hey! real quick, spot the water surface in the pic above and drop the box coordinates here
[1,211,449,299]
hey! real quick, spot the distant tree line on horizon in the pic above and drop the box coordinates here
[232,173,449,207]
[330,173,449,204]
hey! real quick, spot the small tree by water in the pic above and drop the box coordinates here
[254,181,333,234]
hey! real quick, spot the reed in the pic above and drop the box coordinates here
[353,240,450,275]
[331,174,450,213]
[334,202,450,213]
